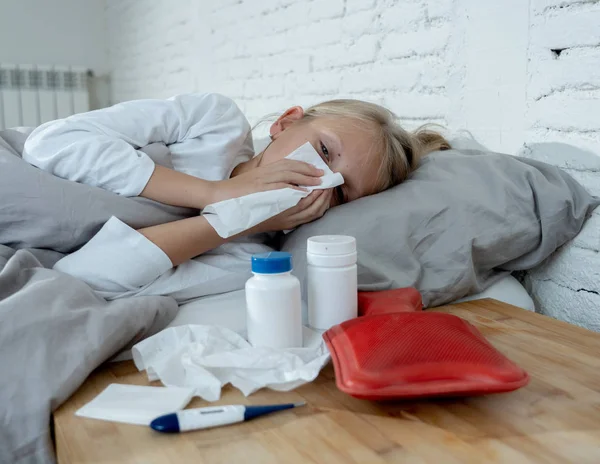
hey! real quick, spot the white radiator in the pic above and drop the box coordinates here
[0,64,90,130]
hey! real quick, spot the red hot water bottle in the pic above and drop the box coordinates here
[358,288,423,316]
[323,312,529,400]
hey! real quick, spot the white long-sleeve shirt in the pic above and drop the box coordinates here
[23,93,272,302]
[24,93,254,195]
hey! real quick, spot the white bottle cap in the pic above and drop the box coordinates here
[307,235,356,255]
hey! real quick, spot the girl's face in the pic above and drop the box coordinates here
[260,107,382,206]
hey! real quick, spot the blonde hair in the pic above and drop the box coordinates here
[302,99,451,192]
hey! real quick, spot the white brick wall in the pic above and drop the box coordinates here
[523,0,600,331]
[104,0,600,329]
[105,0,457,129]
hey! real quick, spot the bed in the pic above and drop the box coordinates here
[1,128,595,463]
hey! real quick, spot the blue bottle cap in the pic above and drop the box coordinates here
[251,252,293,274]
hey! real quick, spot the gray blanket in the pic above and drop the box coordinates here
[0,130,187,463]
[0,128,194,253]
[0,129,264,463]
[0,245,178,463]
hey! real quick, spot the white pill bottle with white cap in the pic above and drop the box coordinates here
[307,236,358,330]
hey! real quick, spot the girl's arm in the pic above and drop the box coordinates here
[138,216,227,267]
[23,93,250,205]
[139,189,333,266]
[141,158,324,210]
[24,93,323,209]
[53,190,332,295]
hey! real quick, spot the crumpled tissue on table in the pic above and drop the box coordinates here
[202,142,344,238]
[131,324,331,402]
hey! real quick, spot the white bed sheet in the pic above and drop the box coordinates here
[113,274,534,362]
[167,289,249,335]
[455,274,535,311]
[170,274,535,333]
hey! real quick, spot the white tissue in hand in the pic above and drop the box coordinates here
[284,141,344,191]
[132,324,330,402]
[203,142,344,238]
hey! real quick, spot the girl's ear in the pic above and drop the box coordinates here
[270,106,304,139]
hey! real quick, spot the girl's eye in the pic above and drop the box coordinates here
[320,142,330,160]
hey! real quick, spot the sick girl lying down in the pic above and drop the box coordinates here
[23,93,449,301]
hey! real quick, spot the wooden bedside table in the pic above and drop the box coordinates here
[53,299,600,463]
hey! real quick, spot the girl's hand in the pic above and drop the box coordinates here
[210,159,323,204]
[252,189,333,233]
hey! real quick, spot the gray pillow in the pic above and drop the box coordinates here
[0,129,194,253]
[281,149,600,307]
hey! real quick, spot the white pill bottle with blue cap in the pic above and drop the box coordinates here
[246,252,302,348]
